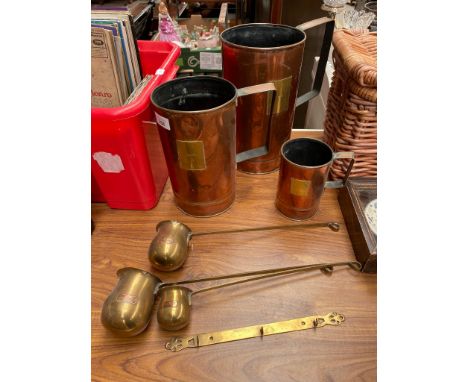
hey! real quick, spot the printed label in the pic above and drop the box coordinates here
[155,112,171,130]
[92,152,124,173]
[163,300,178,308]
[199,52,222,70]
[188,56,200,68]
[91,29,108,59]
[156,234,175,245]
[116,293,138,305]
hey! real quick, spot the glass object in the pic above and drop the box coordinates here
[336,8,375,30]
[364,1,377,31]
[364,1,377,14]
[323,0,347,7]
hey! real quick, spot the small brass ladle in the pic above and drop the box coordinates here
[155,261,360,331]
[101,261,361,335]
[148,220,341,271]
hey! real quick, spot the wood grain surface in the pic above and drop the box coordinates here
[92,130,377,382]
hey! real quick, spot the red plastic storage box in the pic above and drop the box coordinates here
[91,41,180,210]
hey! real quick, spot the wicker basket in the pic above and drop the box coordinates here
[323,29,377,179]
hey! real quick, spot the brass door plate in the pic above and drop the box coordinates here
[165,312,344,352]
[176,140,207,170]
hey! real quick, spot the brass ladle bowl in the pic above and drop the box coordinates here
[148,220,341,272]
[100,268,162,337]
[101,261,361,335]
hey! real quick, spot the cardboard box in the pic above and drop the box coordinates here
[176,46,222,73]
[175,4,233,73]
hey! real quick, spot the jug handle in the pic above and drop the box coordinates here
[324,151,355,189]
[295,17,335,108]
[235,83,277,163]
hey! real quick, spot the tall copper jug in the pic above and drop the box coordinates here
[151,76,276,217]
[220,18,334,174]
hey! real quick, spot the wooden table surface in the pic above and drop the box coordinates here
[92,130,377,382]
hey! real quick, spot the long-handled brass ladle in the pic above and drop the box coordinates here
[101,260,361,336]
[155,260,360,331]
[148,220,341,271]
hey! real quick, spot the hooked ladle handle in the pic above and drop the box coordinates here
[160,259,356,289]
[191,221,340,237]
[188,261,361,296]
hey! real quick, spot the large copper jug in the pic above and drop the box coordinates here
[220,19,334,174]
[151,76,276,217]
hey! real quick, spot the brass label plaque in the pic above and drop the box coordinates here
[290,178,311,197]
[268,76,292,115]
[176,140,206,170]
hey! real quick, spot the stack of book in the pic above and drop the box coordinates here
[92,1,155,40]
[91,8,144,108]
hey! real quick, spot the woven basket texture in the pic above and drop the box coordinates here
[323,29,377,179]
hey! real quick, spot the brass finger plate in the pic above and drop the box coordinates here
[267,76,292,115]
[176,140,206,171]
[165,312,344,352]
[290,178,312,196]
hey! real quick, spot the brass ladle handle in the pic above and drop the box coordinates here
[191,221,340,237]
[189,261,361,296]
[159,260,358,290]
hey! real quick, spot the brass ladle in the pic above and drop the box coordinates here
[101,261,361,335]
[148,220,341,271]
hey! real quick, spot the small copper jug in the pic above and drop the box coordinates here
[275,138,354,220]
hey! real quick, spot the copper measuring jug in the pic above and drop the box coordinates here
[275,138,354,220]
[151,76,276,217]
[220,18,335,173]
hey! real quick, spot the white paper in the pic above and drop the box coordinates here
[92,152,125,173]
[199,52,222,70]
[155,111,171,130]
